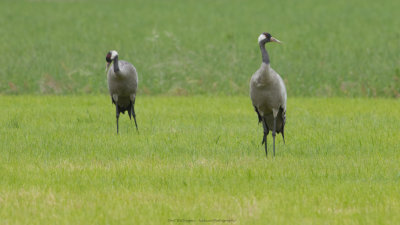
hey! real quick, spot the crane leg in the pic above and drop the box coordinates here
[272,117,276,157]
[262,118,269,158]
[131,102,139,133]
[116,103,120,134]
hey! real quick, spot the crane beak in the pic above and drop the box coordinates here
[271,37,282,44]
[106,62,111,72]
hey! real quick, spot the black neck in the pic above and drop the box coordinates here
[259,42,270,64]
[113,56,120,73]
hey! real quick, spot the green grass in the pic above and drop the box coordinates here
[1,0,399,97]
[0,96,399,224]
[1,0,399,223]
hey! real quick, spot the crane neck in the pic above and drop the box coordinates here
[113,56,120,73]
[259,42,270,64]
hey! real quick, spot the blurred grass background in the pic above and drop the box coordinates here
[0,0,399,97]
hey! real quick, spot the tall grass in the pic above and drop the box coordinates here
[0,0,399,96]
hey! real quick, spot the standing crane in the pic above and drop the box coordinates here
[250,32,286,157]
[106,50,139,134]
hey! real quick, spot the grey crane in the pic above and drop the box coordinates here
[250,32,286,157]
[105,50,139,134]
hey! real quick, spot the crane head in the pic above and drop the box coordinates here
[105,50,118,71]
[258,32,282,44]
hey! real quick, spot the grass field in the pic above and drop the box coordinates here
[1,0,399,97]
[1,0,400,224]
[0,96,399,224]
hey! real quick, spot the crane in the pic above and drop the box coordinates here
[250,32,286,157]
[106,50,139,134]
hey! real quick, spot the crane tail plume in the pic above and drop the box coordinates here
[254,106,262,124]
[128,107,132,120]
[272,117,276,157]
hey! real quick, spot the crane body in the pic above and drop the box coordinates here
[106,50,139,134]
[250,33,286,157]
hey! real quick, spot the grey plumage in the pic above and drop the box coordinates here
[250,33,286,157]
[106,50,139,134]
